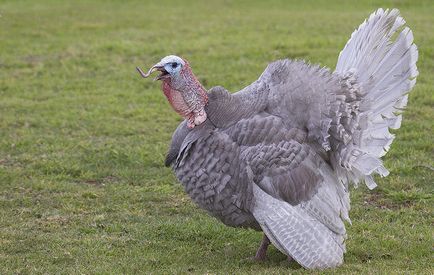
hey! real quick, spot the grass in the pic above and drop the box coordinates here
[0,0,433,274]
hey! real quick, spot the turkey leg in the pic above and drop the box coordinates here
[254,234,271,261]
[254,233,294,262]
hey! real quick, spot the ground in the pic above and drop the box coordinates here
[0,0,433,274]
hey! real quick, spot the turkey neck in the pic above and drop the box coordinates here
[162,62,269,129]
[161,62,208,126]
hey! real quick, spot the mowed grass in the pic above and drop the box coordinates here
[0,0,433,274]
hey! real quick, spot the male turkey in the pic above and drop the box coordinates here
[137,9,418,269]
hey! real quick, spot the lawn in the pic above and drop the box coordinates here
[0,0,433,274]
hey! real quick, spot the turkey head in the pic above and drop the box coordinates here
[137,55,208,128]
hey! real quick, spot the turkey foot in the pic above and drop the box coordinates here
[254,234,271,261]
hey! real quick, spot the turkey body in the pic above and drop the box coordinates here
[162,9,418,269]
[166,61,352,268]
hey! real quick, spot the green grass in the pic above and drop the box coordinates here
[1,0,433,274]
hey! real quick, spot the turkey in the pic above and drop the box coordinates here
[137,8,418,269]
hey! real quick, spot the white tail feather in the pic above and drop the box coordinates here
[335,8,418,188]
[252,184,345,269]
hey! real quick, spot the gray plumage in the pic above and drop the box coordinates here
[164,9,417,269]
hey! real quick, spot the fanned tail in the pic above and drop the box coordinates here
[333,8,418,189]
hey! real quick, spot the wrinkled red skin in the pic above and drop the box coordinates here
[161,60,208,128]
[162,81,192,117]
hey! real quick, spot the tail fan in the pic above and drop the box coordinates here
[332,8,418,188]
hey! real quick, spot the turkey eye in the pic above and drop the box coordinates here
[171,63,178,69]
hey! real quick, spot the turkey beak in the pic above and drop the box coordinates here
[136,62,167,81]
